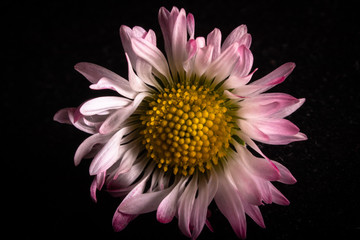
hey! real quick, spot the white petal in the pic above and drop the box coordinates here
[191,174,218,239]
[214,172,247,239]
[80,97,131,116]
[207,28,222,61]
[118,188,172,215]
[193,45,214,76]
[125,53,151,92]
[157,178,186,223]
[206,43,240,85]
[74,133,111,166]
[171,8,187,72]
[99,92,149,134]
[89,127,131,175]
[113,140,142,177]
[131,37,171,79]
[178,175,198,237]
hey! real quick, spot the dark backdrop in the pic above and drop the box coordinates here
[5,0,359,239]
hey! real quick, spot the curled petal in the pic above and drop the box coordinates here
[119,188,172,215]
[54,108,96,134]
[90,171,106,202]
[75,62,137,99]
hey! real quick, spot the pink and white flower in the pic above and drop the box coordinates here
[54,6,307,239]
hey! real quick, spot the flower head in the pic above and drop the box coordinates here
[54,6,306,239]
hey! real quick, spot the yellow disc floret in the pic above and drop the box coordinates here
[140,84,234,176]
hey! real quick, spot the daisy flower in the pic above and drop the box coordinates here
[54,6,307,239]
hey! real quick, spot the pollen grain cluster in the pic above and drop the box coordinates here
[140,84,234,176]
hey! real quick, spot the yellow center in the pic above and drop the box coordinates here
[140,84,234,176]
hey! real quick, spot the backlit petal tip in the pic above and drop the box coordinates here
[53,108,73,124]
[112,210,136,232]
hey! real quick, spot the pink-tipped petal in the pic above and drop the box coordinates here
[54,108,73,124]
[243,203,265,228]
[222,25,248,51]
[233,76,285,97]
[112,210,137,232]
[271,160,297,184]
[239,93,305,119]
[268,183,290,205]
[215,172,247,239]
[240,118,305,145]
[244,62,295,96]
[234,143,280,181]
[90,171,106,202]
[238,119,270,143]
[186,13,195,39]
[207,28,222,61]
[54,108,97,134]
[229,158,263,205]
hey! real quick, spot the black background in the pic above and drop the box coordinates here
[5,0,360,239]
